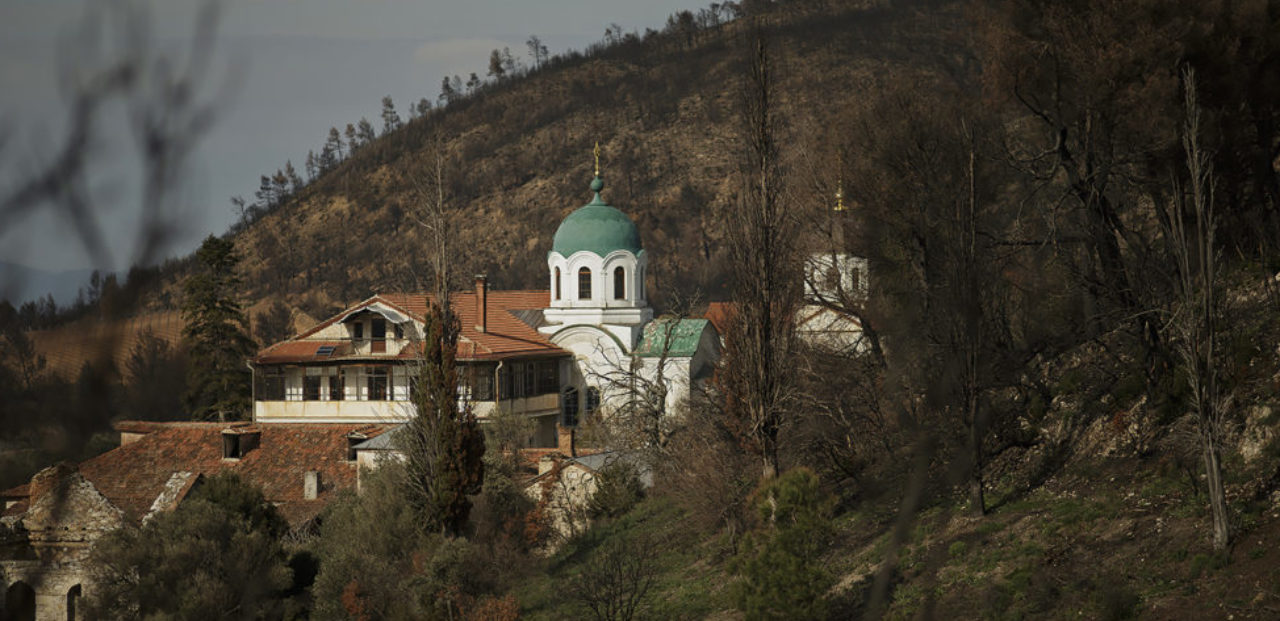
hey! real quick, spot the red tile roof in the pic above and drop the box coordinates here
[16,421,396,528]
[704,301,735,336]
[254,291,565,364]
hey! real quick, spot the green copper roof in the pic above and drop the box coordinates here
[634,318,710,357]
[551,176,643,257]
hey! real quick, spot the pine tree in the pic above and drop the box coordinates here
[325,126,345,161]
[488,49,505,80]
[270,169,289,202]
[357,118,377,145]
[465,72,481,94]
[305,150,318,181]
[380,96,402,135]
[345,122,359,152]
[181,235,256,421]
[501,47,518,76]
[284,160,303,194]
[400,302,485,536]
[438,77,455,105]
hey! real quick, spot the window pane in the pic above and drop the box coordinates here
[561,386,579,427]
[614,266,625,300]
[329,369,344,401]
[538,361,559,394]
[303,375,321,401]
[372,318,386,338]
[578,267,592,300]
[367,367,388,400]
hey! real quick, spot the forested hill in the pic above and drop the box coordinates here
[210,0,968,316]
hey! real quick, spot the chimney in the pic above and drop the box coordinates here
[475,274,488,333]
[557,423,576,457]
[304,471,320,500]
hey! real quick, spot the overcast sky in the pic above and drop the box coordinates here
[0,0,693,274]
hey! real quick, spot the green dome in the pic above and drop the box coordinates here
[551,177,643,257]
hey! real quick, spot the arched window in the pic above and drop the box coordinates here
[613,266,626,300]
[561,386,579,426]
[585,386,601,414]
[554,267,561,300]
[578,267,592,300]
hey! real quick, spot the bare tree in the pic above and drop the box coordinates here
[721,28,801,480]
[1161,67,1230,551]
[569,534,659,621]
[584,293,703,465]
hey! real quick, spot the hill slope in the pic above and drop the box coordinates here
[216,1,963,314]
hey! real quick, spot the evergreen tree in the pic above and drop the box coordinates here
[438,77,456,105]
[304,150,318,181]
[255,174,276,209]
[414,97,431,118]
[488,49,505,80]
[181,235,256,421]
[325,126,345,161]
[400,303,485,536]
[271,169,289,202]
[344,122,359,152]
[123,329,186,421]
[466,72,481,94]
[319,143,338,172]
[284,160,303,194]
[380,95,402,135]
[356,117,377,145]
[732,469,835,621]
[501,47,518,76]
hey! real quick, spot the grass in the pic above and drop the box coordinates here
[514,497,731,620]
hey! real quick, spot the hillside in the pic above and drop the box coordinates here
[7,0,1280,618]
[199,0,963,315]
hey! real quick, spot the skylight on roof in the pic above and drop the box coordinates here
[316,345,336,356]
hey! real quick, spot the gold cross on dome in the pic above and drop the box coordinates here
[593,141,601,177]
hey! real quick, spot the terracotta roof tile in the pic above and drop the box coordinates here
[72,421,395,527]
[255,291,565,364]
[704,302,735,336]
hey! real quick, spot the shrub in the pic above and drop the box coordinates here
[731,468,836,621]
[589,460,646,519]
[84,475,292,619]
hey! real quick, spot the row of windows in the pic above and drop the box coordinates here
[466,360,561,401]
[553,266,644,301]
[257,362,563,404]
[255,367,404,402]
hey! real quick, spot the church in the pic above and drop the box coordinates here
[250,170,721,449]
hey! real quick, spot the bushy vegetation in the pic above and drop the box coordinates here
[84,473,293,619]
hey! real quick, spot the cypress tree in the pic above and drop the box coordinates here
[400,302,485,535]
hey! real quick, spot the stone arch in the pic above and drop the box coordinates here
[66,584,81,621]
[4,581,35,621]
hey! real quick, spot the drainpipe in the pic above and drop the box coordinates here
[494,360,505,416]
